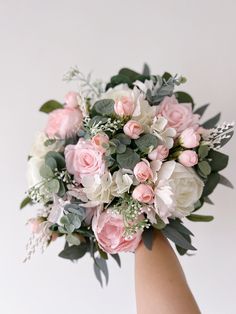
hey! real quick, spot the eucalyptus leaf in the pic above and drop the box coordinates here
[110,254,121,267]
[45,151,65,170]
[58,243,87,260]
[168,219,194,236]
[57,181,66,197]
[204,196,214,205]
[45,156,57,171]
[153,215,166,230]
[201,112,221,128]
[39,164,54,179]
[116,148,140,170]
[142,228,154,250]
[175,91,194,108]
[219,175,234,188]
[198,160,211,176]
[39,100,63,113]
[93,99,115,116]
[93,261,103,287]
[208,150,228,171]
[135,134,159,153]
[116,143,126,154]
[198,145,210,159]
[45,179,60,194]
[114,133,131,145]
[176,234,192,256]
[187,214,214,222]
[202,172,220,196]
[66,234,81,246]
[142,63,151,76]
[94,257,109,285]
[194,103,209,117]
[161,225,196,250]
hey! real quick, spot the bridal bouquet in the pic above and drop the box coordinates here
[21,65,234,285]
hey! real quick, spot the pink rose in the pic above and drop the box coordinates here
[91,133,109,153]
[148,145,169,161]
[180,127,201,148]
[178,150,198,167]
[123,120,144,139]
[92,210,142,254]
[114,96,135,117]
[132,184,154,204]
[134,161,153,182]
[65,91,81,108]
[65,138,105,183]
[45,107,83,139]
[158,96,200,135]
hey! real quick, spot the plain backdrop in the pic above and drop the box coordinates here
[0,0,235,313]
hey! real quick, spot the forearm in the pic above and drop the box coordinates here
[135,230,200,314]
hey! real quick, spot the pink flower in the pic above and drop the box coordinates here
[180,127,201,148]
[65,138,105,183]
[92,210,142,254]
[133,161,153,182]
[178,150,198,167]
[148,145,169,161]
[28,217,44,234]
[132,184,154,204]
[91,133,109,153]
[45,107,83,139]
[158,96,200,135]
[65,91,81,108]
[123,120,144,139]
[114,96,135,117]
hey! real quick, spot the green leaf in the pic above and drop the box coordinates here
[161,225,196,250]
[194,103,209,117]
[39,100,63,113]
[93,99,115,116]
[45,151,66,170]
[108,74,132,88]
[187,214,214,222]
[176,234,192,256]
[202,172,220,196]
[162,72,172,81]
[142,228,154,250]
[58,243,87,260]
[208,150,228,171]
[57,181,66,197]
[194,198,204,211]
[116,148,140,170]
[204,196,214,205]
[116,143,126,154]
[175,91,194,108]
[20,196,32,209]
[135,134,159,153]
[110,254,121,267]
[39,164,54,179]
[114,133,131,145]
[118,68,142,82]
[45,156,57,171]
[201,112,221,128]
[142,63,151,76]
[94,257,109,285]
[168,219,194,236]
[198,145,210,159]
[219,175,234,188]
[45,179,60,193]
[66,234,81,246]
[153,216,166,230]
[198,160,211,176]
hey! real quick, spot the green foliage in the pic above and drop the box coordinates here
[39,164,54,179]
[176,233,192,256]
[110,254,121,267]
[45,151,66,170]
[219,175,234,188]
[66,234,81,246]
[135,134,159,153]
[187,214,214,222]
[20,196,32,209]
[168,219,194,236]
[93,99,115,116]
[116,147,140,169]
[194,103,209,117]
[175,91,195,108]
[198,145,210,159]
[201,112,221,128]
[202,172,220,196]
[198,160,211,176]
[142,63,151,76]
[142,228,154,250]
[39,100,63,113]
[153,216,166,230]
[208,150,228,172]
[114,133,131,145]
[44,179,60,194]
[58,242,87,260]
[93,257,109,287]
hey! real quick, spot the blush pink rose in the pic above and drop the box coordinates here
[123,120,144,139]
[91,133,109,153]
[65,138,105,183]
[92,210,142,254]
[45,107,83,139]
[180,127,201,148]
[65,91,81,108]
[132,184,154,204]
[158,96,200,135]
[114,96,135,117]
[178,150,198,167]
[148,145,169,161]
[134,161,153,182]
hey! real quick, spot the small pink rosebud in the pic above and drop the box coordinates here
[132,184,154,204]
[114,96,135,117]
[179,127,201,148]
[133,161,153,182]
[178,150,198,167]
[91,133,109,153]
[148,145,169,161]
[123,120,144,139]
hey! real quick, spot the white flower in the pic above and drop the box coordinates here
[48,195,66,224]
[101,83,133,101]
[27,157,44,188]
[30,132,64,158]
[132,98,156,131]
[111,169,133,197]
[150,116,176,149]
[81,172,113,203]
[154,161,204,222]
[133,79,162,95]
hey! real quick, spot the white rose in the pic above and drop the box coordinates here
[30,132,64,158]
[102,84,133,100]
[154,161,204,222]
[27,157,44,188]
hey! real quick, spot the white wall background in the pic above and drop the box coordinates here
[0,0,235,313]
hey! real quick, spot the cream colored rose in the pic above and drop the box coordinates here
[27,157,44,188]
[30,132,64,158]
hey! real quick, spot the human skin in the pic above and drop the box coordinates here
[135,230,201,314]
